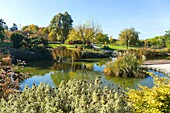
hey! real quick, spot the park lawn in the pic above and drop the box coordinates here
[49,43,138,51]
[49,44,75,48]
[107,44,138,50]
[0,42,12,47]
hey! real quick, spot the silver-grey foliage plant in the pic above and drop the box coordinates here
[0,77,132,113]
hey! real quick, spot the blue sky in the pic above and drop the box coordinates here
[0,0,170,39]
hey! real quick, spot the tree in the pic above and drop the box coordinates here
[48,30,58,41]
[73,20,101,48]
[119,28,139,49]
[164,30,170,48]
[22,24,39,33]
[147,36,164,48]
[21,24,39,37]
[0,19,8,41]
[10,23,18,32]
[42,27,50,40]
[48,11,73,43]
[96,32,109,44]
[10,32,25,48]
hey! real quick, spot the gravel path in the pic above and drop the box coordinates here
[143,60,170,76]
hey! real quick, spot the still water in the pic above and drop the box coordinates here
[19,58,169,90]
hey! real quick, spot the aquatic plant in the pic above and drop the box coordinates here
[104,52,146,77]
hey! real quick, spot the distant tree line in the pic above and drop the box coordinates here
[1,11,170,49]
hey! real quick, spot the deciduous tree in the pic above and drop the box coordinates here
[73,20,101,47]
[119,28,139,49]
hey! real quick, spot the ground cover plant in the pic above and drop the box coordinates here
[0,77,132,113]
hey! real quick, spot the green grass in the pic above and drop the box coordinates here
[0,42,12,47]
[49,43,138,51]
[49,44,76,48]
[107,44,138,50]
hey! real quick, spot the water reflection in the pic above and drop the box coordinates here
[20,59,169,90]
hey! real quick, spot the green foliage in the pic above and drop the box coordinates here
[119,28,139,49]
[23,37,48,48]
[10,23,18,32]
[129,48,169,59]
[0,77,132,112]
[48,11,73,43]
[145,36,165,49]
[96,32,109,44]
[0,19,7,41]
[10,32,25,48]
[128,75,170,113]
[164,30,170,48]
[104,52,146,77]
[22,24,39,33]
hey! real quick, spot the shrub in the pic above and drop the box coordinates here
[0,77,132,112]
[10,32,25,48]
[128,74,170,113]
[129,48,169,59]
[0,54,28,99]
[104,52,146,77]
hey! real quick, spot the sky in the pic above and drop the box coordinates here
[0,0,170,39]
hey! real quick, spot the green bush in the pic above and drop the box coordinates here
[10,32,25,48]
[104,52,146,77]
[0,77,132,113]
[128,74,170,113]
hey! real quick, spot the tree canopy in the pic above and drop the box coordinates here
[10,23,18,32]
[48,11,73,43]
[0,19,8,41]
[119,28,139,49]
[70,20,101,46]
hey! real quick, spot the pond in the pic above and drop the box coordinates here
[19,58,169,90]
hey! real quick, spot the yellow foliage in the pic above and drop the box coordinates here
[128,74,170,113]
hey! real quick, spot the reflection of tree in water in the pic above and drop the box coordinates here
[50,62,90,72]
[104,75,143,89]
[50,71,70,86]
[50,70,101,86]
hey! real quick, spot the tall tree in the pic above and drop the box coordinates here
[48,11,73,43]
[119,28,139,49]
[0,19,8,41]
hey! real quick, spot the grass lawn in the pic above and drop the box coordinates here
[49,44,75,48]
[107,44,138,50]
[0,42,12,47]
[49,43,138,51]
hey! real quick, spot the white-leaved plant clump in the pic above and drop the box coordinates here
[0,77,132,113]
